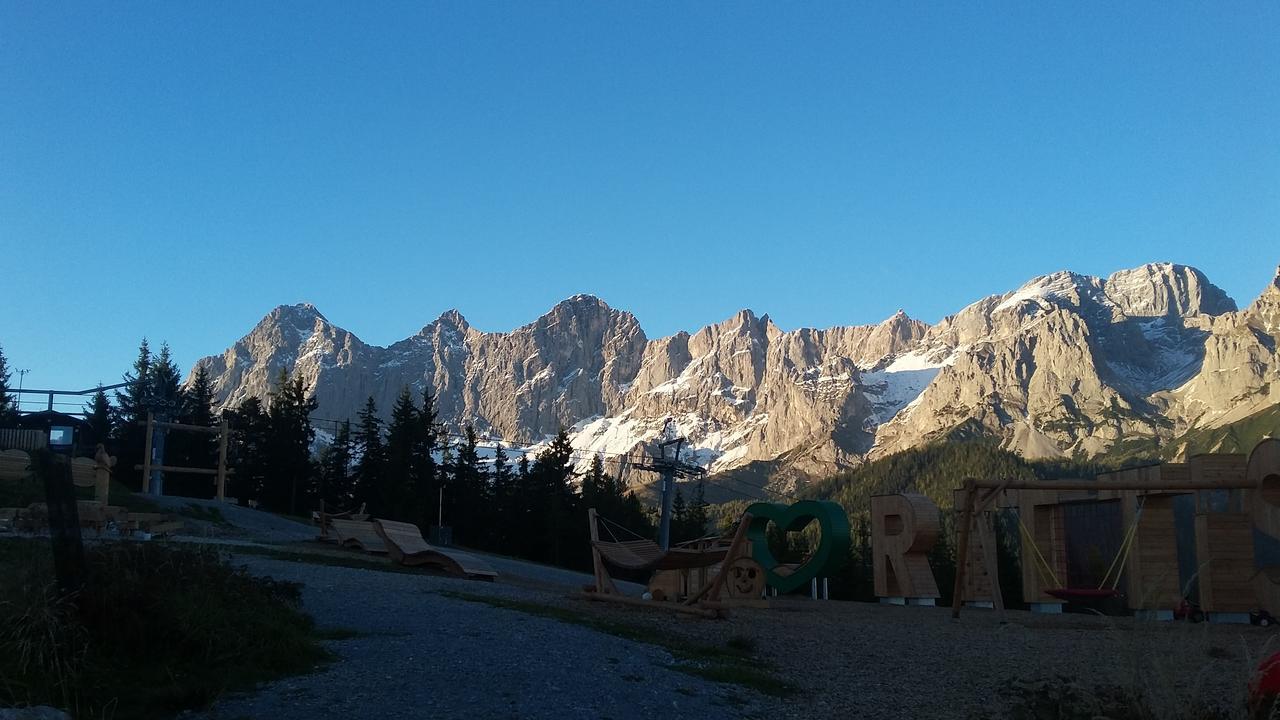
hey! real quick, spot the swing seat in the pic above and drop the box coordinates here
[1045,587,1118,602]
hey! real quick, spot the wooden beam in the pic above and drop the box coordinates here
[951,479,977,619]
[975,510,1005,622]
[581,590,719,618]
[137,419,222,434]
[132,464,235,476]
[141,412,154,494]
[684,511,753,607]
[215,419,229,502]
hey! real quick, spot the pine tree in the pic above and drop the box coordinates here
[490,442,513,550]
[0,343,16,426]
[414,388,442,530]
[686,478,709,539]
[671,487,689,542]
[84,387,113,446]
[447,424,487,546]
[318,420,355,510]
[114,339,153,491]
[353,396,385,508]
[528,429,578,565]
[226,397,271,505]
[172,361,218,496]
[263,369,318,514]
[381,387,420,518]
[150,343,185,416]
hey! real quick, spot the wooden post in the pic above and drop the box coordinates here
[685,511,753,607]
[141,411,154,494]
[587,508,617,595]
[35,452,86,595]
[215,419,228,502]
[975,511,1006,622]
[952,479,977,619]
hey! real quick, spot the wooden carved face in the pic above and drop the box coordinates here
[726,558,765,598]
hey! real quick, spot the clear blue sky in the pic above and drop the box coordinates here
[2,2,1277,399]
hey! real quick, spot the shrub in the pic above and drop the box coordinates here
[0,539,328,718]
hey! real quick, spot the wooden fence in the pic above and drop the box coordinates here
[0,429,48,452]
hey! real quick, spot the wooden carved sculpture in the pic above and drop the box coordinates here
[871,493,941,599]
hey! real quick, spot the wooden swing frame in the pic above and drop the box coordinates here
[584,508,756,618]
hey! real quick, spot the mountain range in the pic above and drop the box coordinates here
[190,261,1280,489]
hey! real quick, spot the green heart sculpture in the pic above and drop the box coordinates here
[745,500,851,594]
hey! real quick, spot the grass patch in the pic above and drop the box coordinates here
[176,503,231,526]
[313,626,362,640]
[220,542,426,575]
[0,537,329,719]
[440,590,793,697]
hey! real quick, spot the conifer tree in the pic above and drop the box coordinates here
[353,396,385,507]
[172,361,218,496]
[0,343,16,426]
[447,424,486,545]
[318,420,355,510]
[381,387,420,518]
[150,343,185,415]
[686,478,709,539]
[84,387,113,446]
[490,442,513,550]
[528,429,578,565]
[671,487,689,542]
[264,369,318,514]
[226,397,271,505]
[114,339,153,491]
[414,389,442,529]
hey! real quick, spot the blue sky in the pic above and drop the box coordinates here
[2,3,1277,400]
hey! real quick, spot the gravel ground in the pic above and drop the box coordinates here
[191,546,1280,720]
[193,556,780,720]
[578,596,1277,719]
[157,501,1278,718]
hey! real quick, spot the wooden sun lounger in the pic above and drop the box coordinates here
[372,519,498,581]
[329,518,389,554]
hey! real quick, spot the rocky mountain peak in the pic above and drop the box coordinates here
[431,309,470,333]
[1103,263,1236,318]
[193,260,1279,487]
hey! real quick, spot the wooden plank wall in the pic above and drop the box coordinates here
[1019,490,1069,602]
[1124,494,1183,609]
[953,489,994,603]
[1195,512,1257,612]
[0,429,47,452]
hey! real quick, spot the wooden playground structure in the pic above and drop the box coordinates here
[584,508,763,617]
[137,411,233,501]
[0,445,184,537]
[931,438,1280,621]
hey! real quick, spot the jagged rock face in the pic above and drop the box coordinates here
[870,263,1260,460]
[1163,266,1280,431]
[191,261,1279,483]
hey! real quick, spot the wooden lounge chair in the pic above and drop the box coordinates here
[315,502,369,541]
[372,519,497,581]
[329,518,389,554]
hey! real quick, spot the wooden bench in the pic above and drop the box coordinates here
[372,519,498,580]
[0,449,31,483]
[0,448,114,504]
[329,518,389,554]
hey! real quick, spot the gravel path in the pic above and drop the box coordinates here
[193,556,780,720]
